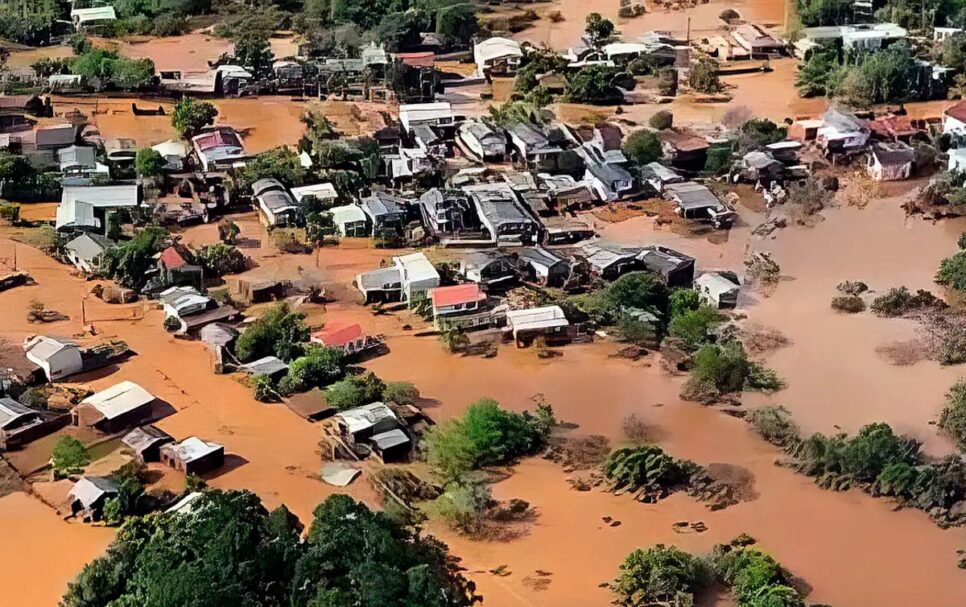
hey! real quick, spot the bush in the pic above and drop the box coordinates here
[430,480,491,535]
[278,346,345,395]
[690,342,753,394]
[704,146,734,174]
[424,398,554,483]
[234,302,309,362]
[135,148,166,178]
[325,372,386,410]
[195,243,249,277]
[668,306,724,351]
[382,381,420,405]
[251,374,276,402]
[939,381,966,450]
[0,202,20,224]
[669,289,702,319]
[51,436,90,476]
[689,58,722,94]
[171,98,218,139]
[622,130,663,166]
[648,111,673,130]
[618,317,659,347]
[870,287,944,317]
[831,294,865,313]
[614,545,708,607]
[937,251,966,292]
[747,405,801,447]
[603,445,700,493]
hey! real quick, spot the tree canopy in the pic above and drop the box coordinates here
[234,301,310,362]
[171,98,218,139]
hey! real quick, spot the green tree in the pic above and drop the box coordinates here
[668,306,724,351]
[436,4,479,46]
[233,31,275,79]
[101,227,168,290]
[382,381,420,405]
[795,47,844,97]
[614,545,707,606]
[325,371,386,409]
[622,130,663,165]
[277,345,346,395]
[939,380,966,450]
[689,58,722,94]
[234,301,310,362]
[195,243,249,276]
[233,146,307,192]
[669,288,702,318]
[566,65,623,104]
[648,110,673,130]
[747,405,801,448]
[937,251,966,291]
[51,436,90,476]
[135,148,166,178]
[171,97,218,139]
[584,12,616,47]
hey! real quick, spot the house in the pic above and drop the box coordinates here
[868,115,919,142]
[355,266,404,303]
[637,246,695,288]
[399,102,456,133]
[459,250,517,286]
[329,204,371,237]
[384,147,436,183]
[665,182,737,229]
[428,283,496,330]
[464,182,540,246]
[474,37,523,76]
[360,191,409,233]
[64,232,114,274]
[935,26,963,41]
[395,252,441,301]
[166,491,204,515]
[580,245,642,280]
[311,322,381,357]
[538,174,598,211]
[418,188,479,237]
[253,178,302,227]
[68,476,118,521]
[121,425,174,462]
[370,428,411,463]
[0,398,40,450]
[33,123,77,151]
[290,183,339,207]
[642,162,685,194]
[506,123,563,167]
[238,356,289,380]
[943,100,966,138]
[160,437,225,475]
[158,247,204,289]
[763,140,803,163]
[577,144,636,201]
[159,286,209,319]
[71,6,117,31]
[0,94,51,133]
[787,118,825,143]
[56,184,139,232]
[104,138,137,165]
[732,23,785,56]
[541,217,594,246]
[192,127,247,172]
[411,124,445,157]
[334,402,399,443]
[458,120,507,161]
[23,335,83,382]
[505,306,570,345]
[57,145,104,179]
[794,23,906,59]
[200,323,238,372]
[867,143,915,182]
[151,140,189,172]
[73,381,156,433]
[695,272,740,308]
[817,108,869,153]
[738,151,783,183]
[516,247,571,287]
[658,130,710,170]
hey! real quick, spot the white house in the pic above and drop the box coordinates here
[867,143,914,182]
[394,252,441,301]
[64,232,115,274]
[695,272,740,309]
[56,184,139,231]
[159,286,211,319]
[151,140,189,172]
[290,183,338,206]
[505,306,569,342]
[399,102,455,133]
[474,37,523,76]
[23,335,84,381]
[252,178,301,226]
[329,204,370,237]
[71,6,116,30]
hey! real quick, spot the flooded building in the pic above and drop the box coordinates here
[516,247,571,287]
[311,322,381,358]
[55,184,139,233]
[464,182,540,246]
[459,250,517,287]
[192,127,247,172]
[867,143,915,182]
[334,402,399,444]
[329,204,370,237]
[418,188,479,238]
[580,245,642,280]
[73,381,156,433]
[474,37,523,76]
[695,272,740,309]
[64,233,114,275]
[121,425,174,463]
[23,335,83,382]
[160,437,225,475]
[665,182,736,229]
[505,306,570,345]
[360,191,409,233]
[253,178,302,227]
[637,246,696,288]
[427,283,498,331]
[458,120,507,161]
[68,476,118,521]
[0,398,67,451]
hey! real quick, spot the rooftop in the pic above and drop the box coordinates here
[165,437,223,463]
[429,283,485,308]
[313,323,364,348]
[81,381,155,421]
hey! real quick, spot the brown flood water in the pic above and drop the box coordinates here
[2,181,966,605]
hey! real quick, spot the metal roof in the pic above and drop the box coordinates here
[239,356,289,377]
[65,233,115,262]
[394,252,440,284]
[69,476,118,508]
[0,398,38,430]
[164,436,223,464]
[290,183,338,203]
[474,37,523,64]
[121,425,173,453]
[81,381,155,421]
[335,402,398,435]
[505,306,569,332]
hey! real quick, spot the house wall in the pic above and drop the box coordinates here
[943,114,966,136]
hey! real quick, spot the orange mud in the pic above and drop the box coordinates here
[119,32,233,72]
[4,120,966,605]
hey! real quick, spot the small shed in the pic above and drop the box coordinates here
[637,246,695,288]
[121,425,174,462]
[200,323,239,372]
[23,335,83,382]
[516,247,571,287]
[334,402,399,443]
[238,356,289,380]
[867,143,914,182]
[329,204,370,237]
[73,381,156,433]
[370,429,411,463]
[68,476,118,520]
[160,437,225,475]
[459,250,516,286]
[695,272,740,309]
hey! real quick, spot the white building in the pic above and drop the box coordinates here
[695,272,740,309]
[64,232,114,274]
[23,335,83,381]
[399,102,455,133]
[56,184,139,231]
[474,37,523,76]
[394,252,441,301]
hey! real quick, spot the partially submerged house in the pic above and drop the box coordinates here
[418,188,479,238]
[867,142,915,182]
[665,182,736,229]
[23,335,83,382]
[335,402,400,443]
[505,306,570,345]
[732,23,785,56]
[580,245,642,280]
[71,6,117,31]
[253,178,302,227]
[290,182,339,207]
[73,380,156,433]
[474,37,523,76]
[506,122,563,168]
[200,323,238,372]
[395,252,441,301]
[458,120,507,161]
[738,151,783,184]
[160,437,225,475]
[577,144,636,202]
[0,398,67,451]
[695,272,740,309]
[428,283,497,331]
[56,184,139,233]
[816,108,869,154]
[360,191,409,233]
[238,356,289,381]
[151,140,190,172]
[0,95,51,133]
[58,145,107,183]
[192,127,247,172]
[642,162,685,194]
[459,250,517,287]
[399,102,456,133]
[329,204,370,237]
[68,476,118,521]
[311,322,381,358]
[637,246,695,288]
[158,247,204,289]
[64,232,114,274]
[658,130,710,170]
[516,246,571,287]
[464,182,540,246]
[121,425,174,463]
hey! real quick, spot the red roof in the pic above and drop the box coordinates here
[394,52,435,68]
[159,247,187,269]
[429,283,485,308]
[868,115,918,138]
[193,128,242,152]
[313,323,363,348]
[945,100,966,124]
